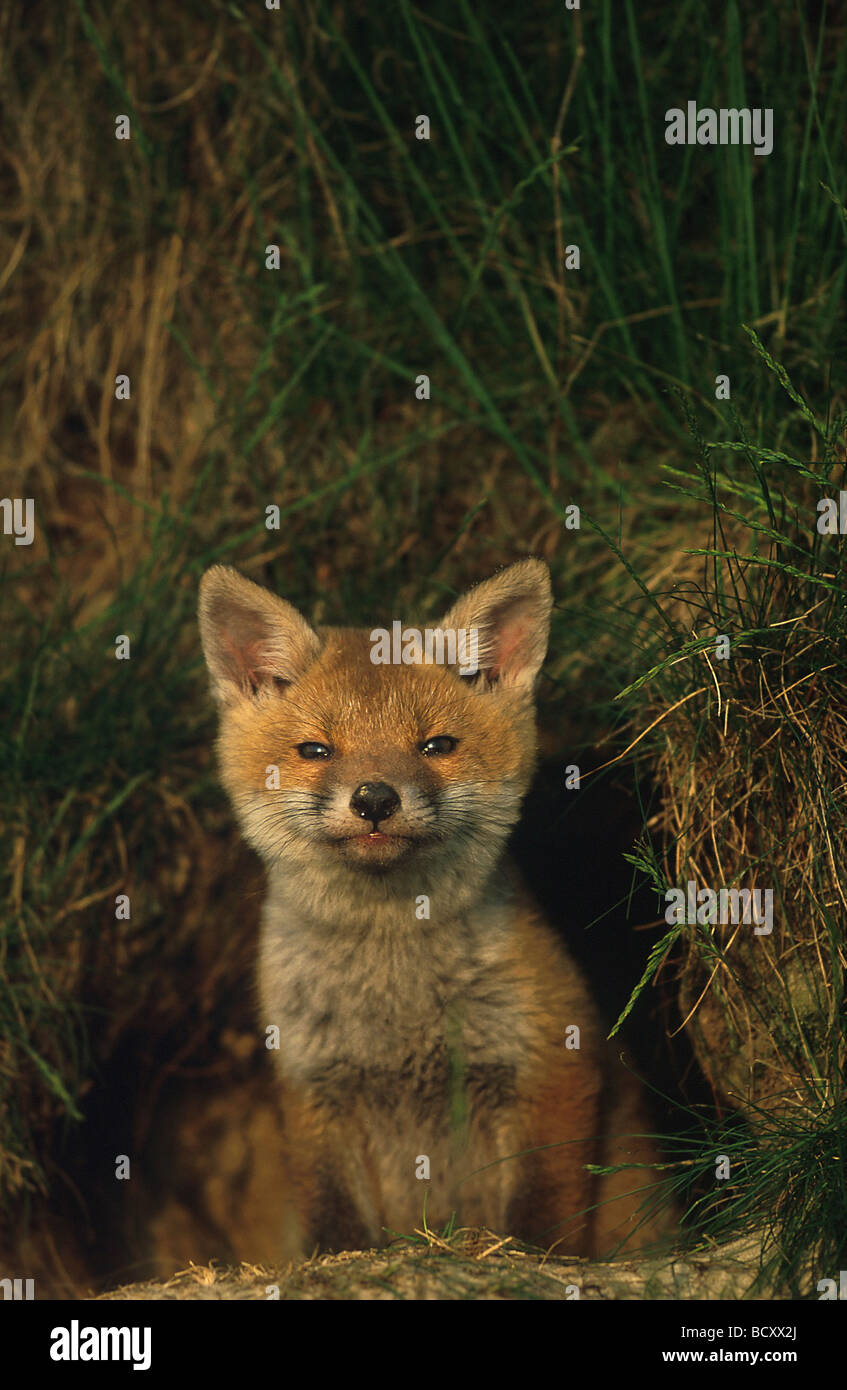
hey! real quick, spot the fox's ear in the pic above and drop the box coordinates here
[198,565,321,705]
[439,558,552,691]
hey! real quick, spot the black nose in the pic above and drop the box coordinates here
[350,781,400,826]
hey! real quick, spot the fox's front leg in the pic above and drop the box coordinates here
[278,1085,380,1257]
[507,1058,603,1256]
[591,1064,674,1255]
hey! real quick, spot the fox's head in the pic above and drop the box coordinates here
[198,560,552,925]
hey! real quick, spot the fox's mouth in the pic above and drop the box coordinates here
[328,830,421,866]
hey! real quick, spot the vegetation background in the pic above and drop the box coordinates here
[1,0,844,1296]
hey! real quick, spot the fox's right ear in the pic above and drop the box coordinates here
[198,565,321,705]
[439,558,552,692]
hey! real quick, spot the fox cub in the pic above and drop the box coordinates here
[199,559,667,1258]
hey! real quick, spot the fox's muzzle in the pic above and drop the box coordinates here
[349,781,401,827]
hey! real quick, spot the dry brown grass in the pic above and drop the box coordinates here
[644,583,847,1121]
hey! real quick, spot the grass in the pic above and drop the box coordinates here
[602,330,847,1287]
[0,0,845,1293]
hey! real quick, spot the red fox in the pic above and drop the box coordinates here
[198,559,670,1259]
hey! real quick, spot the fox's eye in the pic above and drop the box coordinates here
[419,735,458,756]
[296,742,333,760]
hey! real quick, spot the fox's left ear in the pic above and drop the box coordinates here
[198,565,321,705]
[439,558,552,691]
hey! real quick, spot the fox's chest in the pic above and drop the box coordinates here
[257,910,534,1103]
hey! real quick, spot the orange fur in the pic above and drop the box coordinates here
[199,560,673,1258]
